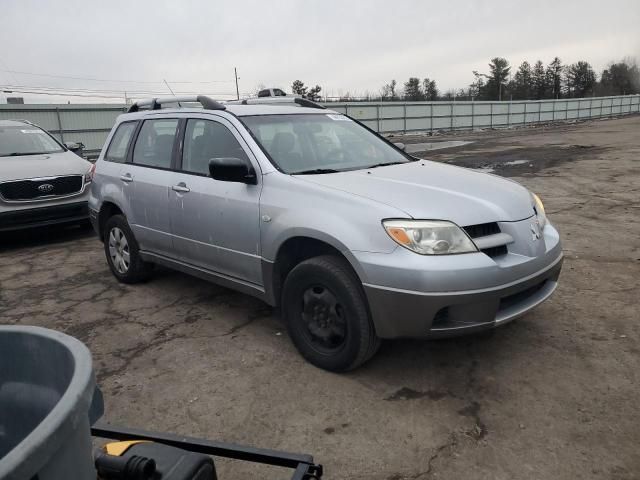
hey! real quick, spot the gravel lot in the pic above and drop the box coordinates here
[2,116,639,479]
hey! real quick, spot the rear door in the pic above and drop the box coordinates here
[168,115,262,285]
[121,117,179,256]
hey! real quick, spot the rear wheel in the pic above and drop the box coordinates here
[103,214,153,284]
[282,255,380,371]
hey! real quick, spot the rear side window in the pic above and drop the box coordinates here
[105,122,137,163]
[132,119,179,169]
[182,119,249,175]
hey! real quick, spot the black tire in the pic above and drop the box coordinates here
[103,214,153,284]
[282,255,380,372]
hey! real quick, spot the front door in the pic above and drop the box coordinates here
[169,117,262,285]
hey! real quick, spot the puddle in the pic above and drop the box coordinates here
[503,159,530,166]
[405,140,472,153]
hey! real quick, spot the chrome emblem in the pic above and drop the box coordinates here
[38,183,54,194]
[530,222,541,241]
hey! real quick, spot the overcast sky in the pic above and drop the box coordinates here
[1,0,638,103]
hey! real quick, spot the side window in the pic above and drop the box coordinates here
[182,119,249,176]
[105,122,137,163]
[257,89,270,98]
[132,119,179,169]
[273,89,286,96]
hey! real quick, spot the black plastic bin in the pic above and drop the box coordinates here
[0,325,103,480]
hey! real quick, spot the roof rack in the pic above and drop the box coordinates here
[127,95,226,113]
[226,97,326,110]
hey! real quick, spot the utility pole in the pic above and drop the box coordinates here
[234,68,240,100]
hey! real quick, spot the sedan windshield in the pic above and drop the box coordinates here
[242,113,412,174]
[0,126,64,157]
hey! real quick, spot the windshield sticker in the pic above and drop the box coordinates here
[326,114,351,121]
[20,129,42,134]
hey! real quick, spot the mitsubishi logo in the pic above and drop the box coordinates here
[530,222,541,241]
[38,183,54,194]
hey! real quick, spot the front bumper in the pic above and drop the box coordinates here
[357,220,563,339]
[0,201,88,232]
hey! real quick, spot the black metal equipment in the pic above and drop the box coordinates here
[91,423,323,480]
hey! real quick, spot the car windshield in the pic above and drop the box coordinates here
[242,113,412,174]
[0,125,64,157]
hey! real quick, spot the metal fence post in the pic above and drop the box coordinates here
[376,104,380,133]
[490,102,493,129]
[55,107,65,143]
[471,101,475,130]
[523,101,527,126]
[403,104,407,134]
[430,102,434,135]
[450,102,454,131]
[507,100,511,128]
[538,101,542,124]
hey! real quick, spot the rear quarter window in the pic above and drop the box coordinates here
[105,122,137,163]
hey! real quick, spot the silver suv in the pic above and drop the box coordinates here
[89,96,562,371]
[0,120,93,232]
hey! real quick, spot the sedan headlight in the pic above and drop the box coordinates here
[383,219,478,255]
[531,193,547,230]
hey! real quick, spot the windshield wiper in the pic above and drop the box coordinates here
[0,152,48,157]
[365,161,408,169]
[291,168,341,175]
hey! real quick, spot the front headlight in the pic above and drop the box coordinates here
[383,219,478,255]
[531,193,547,230]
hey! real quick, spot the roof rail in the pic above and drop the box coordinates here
[226,97,326,110]
[127,95,226,113]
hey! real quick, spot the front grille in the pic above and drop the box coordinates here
[462,222,507,258]
[499,280,547,310]
[480,245,508,257]
[463,222,500,238]
[0,176,83,201]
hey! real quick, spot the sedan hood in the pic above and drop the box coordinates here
[0,151,91,181]
[296,160,534,226]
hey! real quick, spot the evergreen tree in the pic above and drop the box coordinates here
[546,57,564,99]
[404,77,423,100]
[512,61,533,99]
[532,60,548,99]
[566,61,596,97]
[423,78,439,100]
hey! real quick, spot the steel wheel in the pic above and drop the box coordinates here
[108,226,130,274]
[300,284,348,353]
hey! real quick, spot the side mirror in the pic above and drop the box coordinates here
[209,157,257,184]
[393,142,406,152]
[65,142,85,157]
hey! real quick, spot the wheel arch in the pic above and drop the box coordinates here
[97,201,124,241]
[263,231,366,306]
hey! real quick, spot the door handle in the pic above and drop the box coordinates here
[119,173,133,183]
[172,183,190,193]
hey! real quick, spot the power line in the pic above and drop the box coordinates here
[0,69,234,84]
[1,84,238,96]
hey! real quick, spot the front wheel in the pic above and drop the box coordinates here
[282,255,380,372]
[103,214,153,284]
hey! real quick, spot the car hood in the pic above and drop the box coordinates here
[0,151,91,181]
[295,160,535,226]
